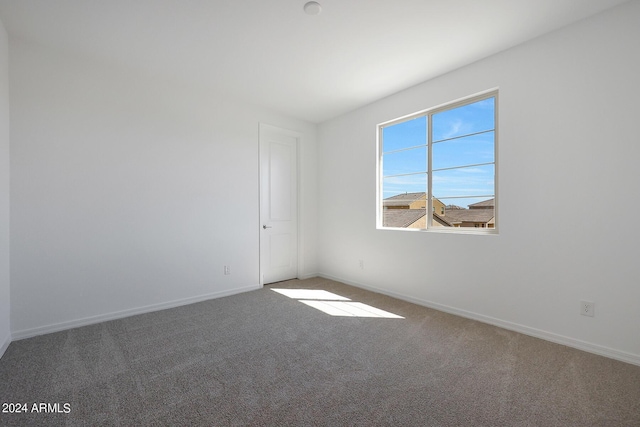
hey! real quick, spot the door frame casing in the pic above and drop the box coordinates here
[258,123,301,287]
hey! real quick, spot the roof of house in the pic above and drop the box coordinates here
[383,209,458,228]
[468,198,495,209]
[442,208,494,224]
[383,209,426,228]
[383,192,426,207]
[433,213,454,227]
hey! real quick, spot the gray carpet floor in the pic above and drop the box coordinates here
[1,277,639,426]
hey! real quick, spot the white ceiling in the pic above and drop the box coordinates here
[0,0,631,123]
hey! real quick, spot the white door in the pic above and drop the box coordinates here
[259,124,298,285]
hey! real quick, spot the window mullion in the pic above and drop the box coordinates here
[427,113,433,230]
[378,125,383,228]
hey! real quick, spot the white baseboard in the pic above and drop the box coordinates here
[0,332,10,360]
[12,284,260,341]
[319,273,640,367]
[298,272,319,280]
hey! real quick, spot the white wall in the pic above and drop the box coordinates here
[317,1,640,364]
[0,17,10,357]
[9,39,317,337]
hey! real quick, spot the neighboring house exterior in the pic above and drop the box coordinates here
[468,199,494,210]
[383,192,494,229]
[383,192,448,228]
[383,192,427,210]
[435,208,494,228]
[440,198,495,228]
[383,192,445,214]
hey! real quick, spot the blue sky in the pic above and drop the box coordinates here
[381,97,495,208]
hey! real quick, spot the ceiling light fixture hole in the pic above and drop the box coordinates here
[304,1,322,16]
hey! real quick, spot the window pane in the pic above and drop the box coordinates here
[382,174,427,201]
[432,131,494,170]
[382,146,427,177]
[432,164,494,199]
[382,116,427,152]
[432,97,495,142]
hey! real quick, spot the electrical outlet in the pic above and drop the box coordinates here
[224,265,230,275]
[580,300,594,317]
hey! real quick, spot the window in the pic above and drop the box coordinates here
[378,90,497,232]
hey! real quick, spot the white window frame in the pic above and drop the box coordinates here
[376,89,499,234]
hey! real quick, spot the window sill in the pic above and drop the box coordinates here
[377,226,498,235]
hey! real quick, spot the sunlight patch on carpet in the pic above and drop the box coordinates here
[271,288,404,319]
[271,288,350,301]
